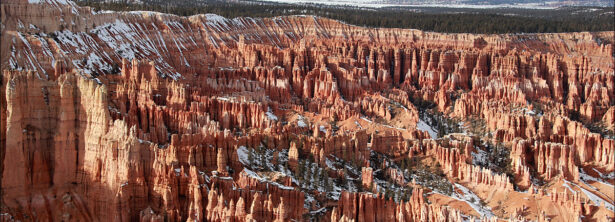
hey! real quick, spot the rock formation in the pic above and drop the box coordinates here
[0,0,613,221]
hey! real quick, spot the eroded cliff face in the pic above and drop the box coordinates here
[1,0,614,221]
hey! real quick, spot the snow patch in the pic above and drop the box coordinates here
[28,0,71,5]
[563,180,577,194]
[352,121,362,130]
[581,170,615,189]
[297,115,307,127]
[452,184,495,218]
[573,182,614,211]
[266,107,278,121]
[237,146,250,166]
[242,168,295,190]
[471,147,489,165]
[417,119,438,139]
[298,120,307,127]
[360,117,373,123]
[319,125,327,134]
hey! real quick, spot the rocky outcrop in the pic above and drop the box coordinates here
[512,139,580,183]
[332,189,467,221]
[603,106,615,131]
[361,167,374,191]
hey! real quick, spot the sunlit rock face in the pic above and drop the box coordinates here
[1,0,613,221]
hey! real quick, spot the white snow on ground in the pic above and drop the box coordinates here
[198,170,211,183]
[86,19,182,79]
[278,149,289,164]
[355,121,362,129]
[593,168,615,180]
[297,115,307,127]
[237,148,295,190]
[171,36,190,67]
[359,116,404,130]
[174,168,182,176]
[345,176,357,192]
[417,119,438,139]
[325,158,338,170]
[237,146,251,165]
[381,123,407,130]
[304,193,315,208]
[471,147,489,165]
[84,52,111,75]
[563,180,577,194]
[572,182,615,211]
[205,14,229,26]
[310,207,326,214]
[580,170,615,189]
[264,149,276,170]
[33,35,55,65]
[266,107,278,121]
[237,145,277,171]
[17,32,46,77]
[450,184,495,218]
[28,0,75,6]
[216,96,231,101]
[242,168,294,190]
[360,117,373,123]
[298,120,307,127]
[330,190,341,200]
[319,125,327,134]
[577,169,615,212]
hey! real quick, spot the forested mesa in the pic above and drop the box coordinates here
[76,0,615,34]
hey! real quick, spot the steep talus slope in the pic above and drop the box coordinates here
[1,0,614,221]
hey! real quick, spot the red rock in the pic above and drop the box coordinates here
[361,167,374,191]
[1,0,613,221]
[333,189,468,221]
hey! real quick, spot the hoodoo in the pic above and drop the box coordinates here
[0,0,613,221]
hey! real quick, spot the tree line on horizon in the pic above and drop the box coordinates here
[76,1,614,34]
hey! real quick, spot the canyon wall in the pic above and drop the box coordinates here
[1,0,613,221]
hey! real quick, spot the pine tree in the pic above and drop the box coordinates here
[339,169,347,189]
[318,169,324,188]
[248,148,254,165]
[304,162,311,184]
[323,170,331,192]
[437,116,446,137]
[260,147,267,169]
[283,159,288,172]
[296,160,304,184]
[260,149,267,168]
[402,190,410,202]
[312,168,320,189]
